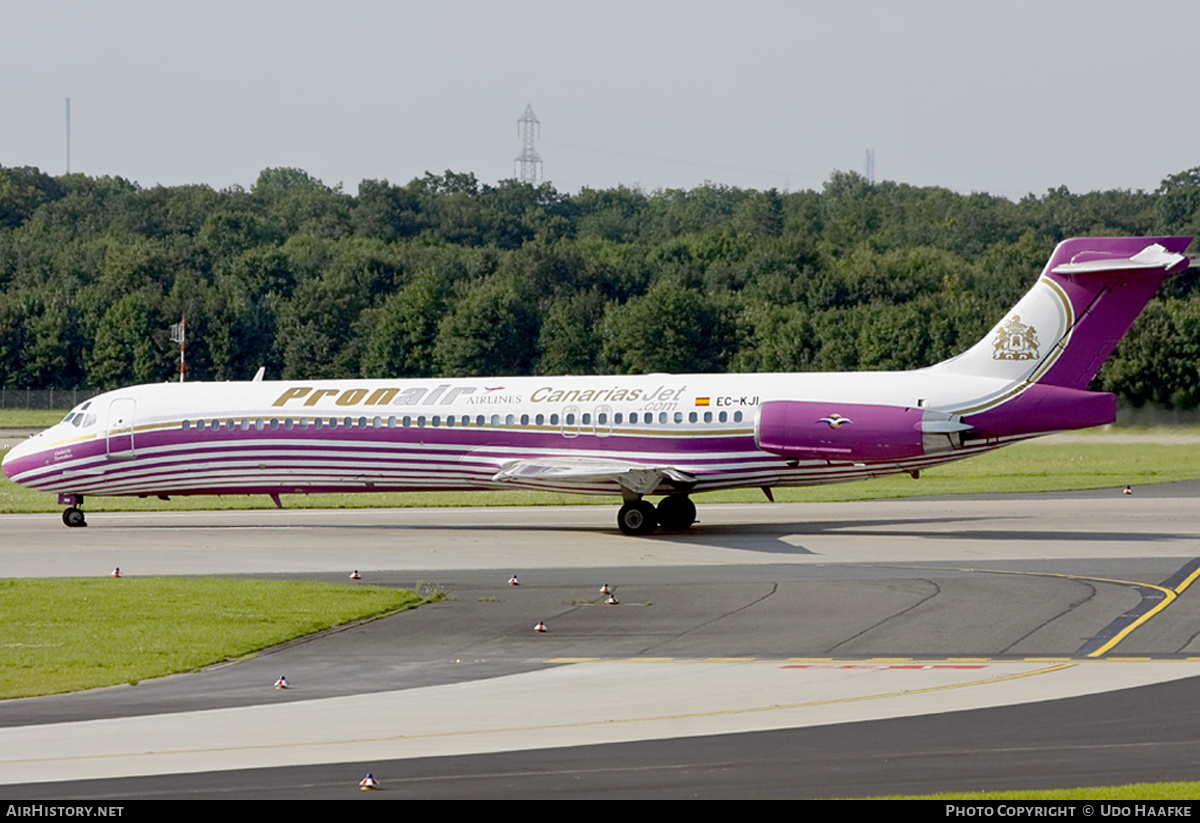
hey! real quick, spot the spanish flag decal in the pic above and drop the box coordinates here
[695,397,710,406]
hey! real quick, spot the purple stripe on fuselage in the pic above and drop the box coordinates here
[10,421,765,493]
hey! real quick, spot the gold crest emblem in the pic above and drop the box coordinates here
[992,315,1040,361]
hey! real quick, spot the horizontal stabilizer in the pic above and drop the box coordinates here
[1051,243,1188,276]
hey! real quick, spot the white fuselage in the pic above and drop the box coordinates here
[2,368,1016,502]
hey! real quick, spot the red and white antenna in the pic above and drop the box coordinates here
[169,317,186,382]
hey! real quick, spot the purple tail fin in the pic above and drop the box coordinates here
[1035,236,1192,389]
[935,237,1191,437]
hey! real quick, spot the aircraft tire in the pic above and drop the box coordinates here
[617,501,658,536]
[656,495,696,530]
[62,507,87,528]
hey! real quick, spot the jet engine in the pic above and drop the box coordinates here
[754,400,969,463]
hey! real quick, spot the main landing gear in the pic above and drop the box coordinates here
[616,494,697,536]
[60,494,87,528]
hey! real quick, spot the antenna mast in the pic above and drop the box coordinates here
[169,318,186,382]
[514,104,543,184]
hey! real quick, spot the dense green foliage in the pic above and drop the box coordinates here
[2,164,1198,406]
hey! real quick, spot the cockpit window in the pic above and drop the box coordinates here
[62,404,97,429]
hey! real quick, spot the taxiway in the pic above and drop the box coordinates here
[2,485,1199,798]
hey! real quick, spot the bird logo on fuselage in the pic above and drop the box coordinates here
[820,414,853,429]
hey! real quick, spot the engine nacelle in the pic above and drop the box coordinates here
[755,400,967,463]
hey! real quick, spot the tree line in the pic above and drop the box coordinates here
[1,163,1198,408]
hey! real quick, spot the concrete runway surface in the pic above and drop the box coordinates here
[2,483,1200,798]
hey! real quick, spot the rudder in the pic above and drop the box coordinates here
[932,236,1191,391]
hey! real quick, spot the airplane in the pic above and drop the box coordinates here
[1,236,1191,534]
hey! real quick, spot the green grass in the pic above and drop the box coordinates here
[0,577,439,699]
[3,436,1200,514]
[879,781,1200,799]
[0,408,71,428]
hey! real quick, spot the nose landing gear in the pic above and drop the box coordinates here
[59,494,87,528]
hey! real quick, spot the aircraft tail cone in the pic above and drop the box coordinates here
[360,774,379,791]
[275,675,289,689]
[534,620,546,633]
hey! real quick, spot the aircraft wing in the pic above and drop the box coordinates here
[492,457,697,496]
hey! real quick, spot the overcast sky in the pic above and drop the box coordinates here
[4,0,1197,199]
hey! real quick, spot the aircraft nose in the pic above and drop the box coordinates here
[2,444,17,480]
[2,434,38,482]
